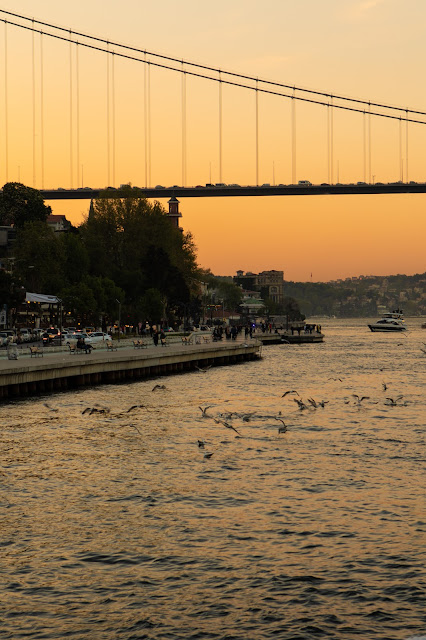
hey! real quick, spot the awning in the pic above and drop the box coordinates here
[25,292,61,304]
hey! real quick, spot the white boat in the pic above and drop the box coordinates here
[368,309,406,332]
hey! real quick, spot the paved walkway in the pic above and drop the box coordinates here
[0,334,258,371]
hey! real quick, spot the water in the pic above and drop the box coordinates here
[1,319,425,639]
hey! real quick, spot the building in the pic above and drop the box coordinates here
[0,226,16,251]
[46,214,71,233]
[234,269,284,304]
[167,197,182,229]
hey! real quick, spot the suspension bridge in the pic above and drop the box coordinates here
[2,9,426,197]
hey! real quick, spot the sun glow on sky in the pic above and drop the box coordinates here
[0,0,425,281]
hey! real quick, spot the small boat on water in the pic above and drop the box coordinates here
[368,309,406,332]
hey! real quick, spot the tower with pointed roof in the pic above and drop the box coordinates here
[167,196,182,229]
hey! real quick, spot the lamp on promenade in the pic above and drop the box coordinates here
[116,299,121,342]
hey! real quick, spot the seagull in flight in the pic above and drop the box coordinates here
[275,417,287,433]
[214,418,241,435]
[352,394,370,405]
[242,412,256,422]
[195,365,212,372]
[282,390,299,398]
[385,396,404,406]
[294,398,308,410]
[199,405,213,417]
[44,403,58,412]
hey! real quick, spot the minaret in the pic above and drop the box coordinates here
[88,199,95,220]
[167,196,182,229]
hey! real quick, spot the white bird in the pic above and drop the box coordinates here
[195,365,212,372]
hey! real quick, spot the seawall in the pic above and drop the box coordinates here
[0,339,261,400]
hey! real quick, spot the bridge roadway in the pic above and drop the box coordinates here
[0,337,261,400]
[38,182,426,200]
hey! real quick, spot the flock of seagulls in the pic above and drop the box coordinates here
[39,363,413,464]
[195,376,412,457]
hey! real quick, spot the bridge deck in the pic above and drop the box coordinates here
[35,183,426,200]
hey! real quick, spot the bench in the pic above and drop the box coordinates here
[106,342,118,351]
[133,340,147,349]
[29,346,43,357]
[69,343,92,354]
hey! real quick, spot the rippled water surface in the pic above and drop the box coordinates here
[1,319,425,639]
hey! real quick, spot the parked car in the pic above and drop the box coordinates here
[0,332,9,347]
[84,326,96,334]
[42,327,63,344]
[1,330,16,344]
[66,332,89,344]
[18,328,32,343]
[84,332,112,345]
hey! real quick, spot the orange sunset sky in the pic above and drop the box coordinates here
[1,0,425,281]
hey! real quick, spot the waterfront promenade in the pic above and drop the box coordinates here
[0,336,261,400]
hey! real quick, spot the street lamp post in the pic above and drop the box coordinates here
[59,300,63,346]
[116,299,121,342]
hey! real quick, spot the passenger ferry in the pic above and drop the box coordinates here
[368,309,406,332]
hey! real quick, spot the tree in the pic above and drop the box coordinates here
[59,232,89,286]
[202,275,243,311]
[12,221,65,294]
[0,182,51,228]
[60,276,124,327]
[139,288,165,325]
[79,192,199,320]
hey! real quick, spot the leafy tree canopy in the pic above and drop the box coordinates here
[13,221,65,295]
[0,182,51,227]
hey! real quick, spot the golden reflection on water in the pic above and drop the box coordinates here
[1,318,425,639]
